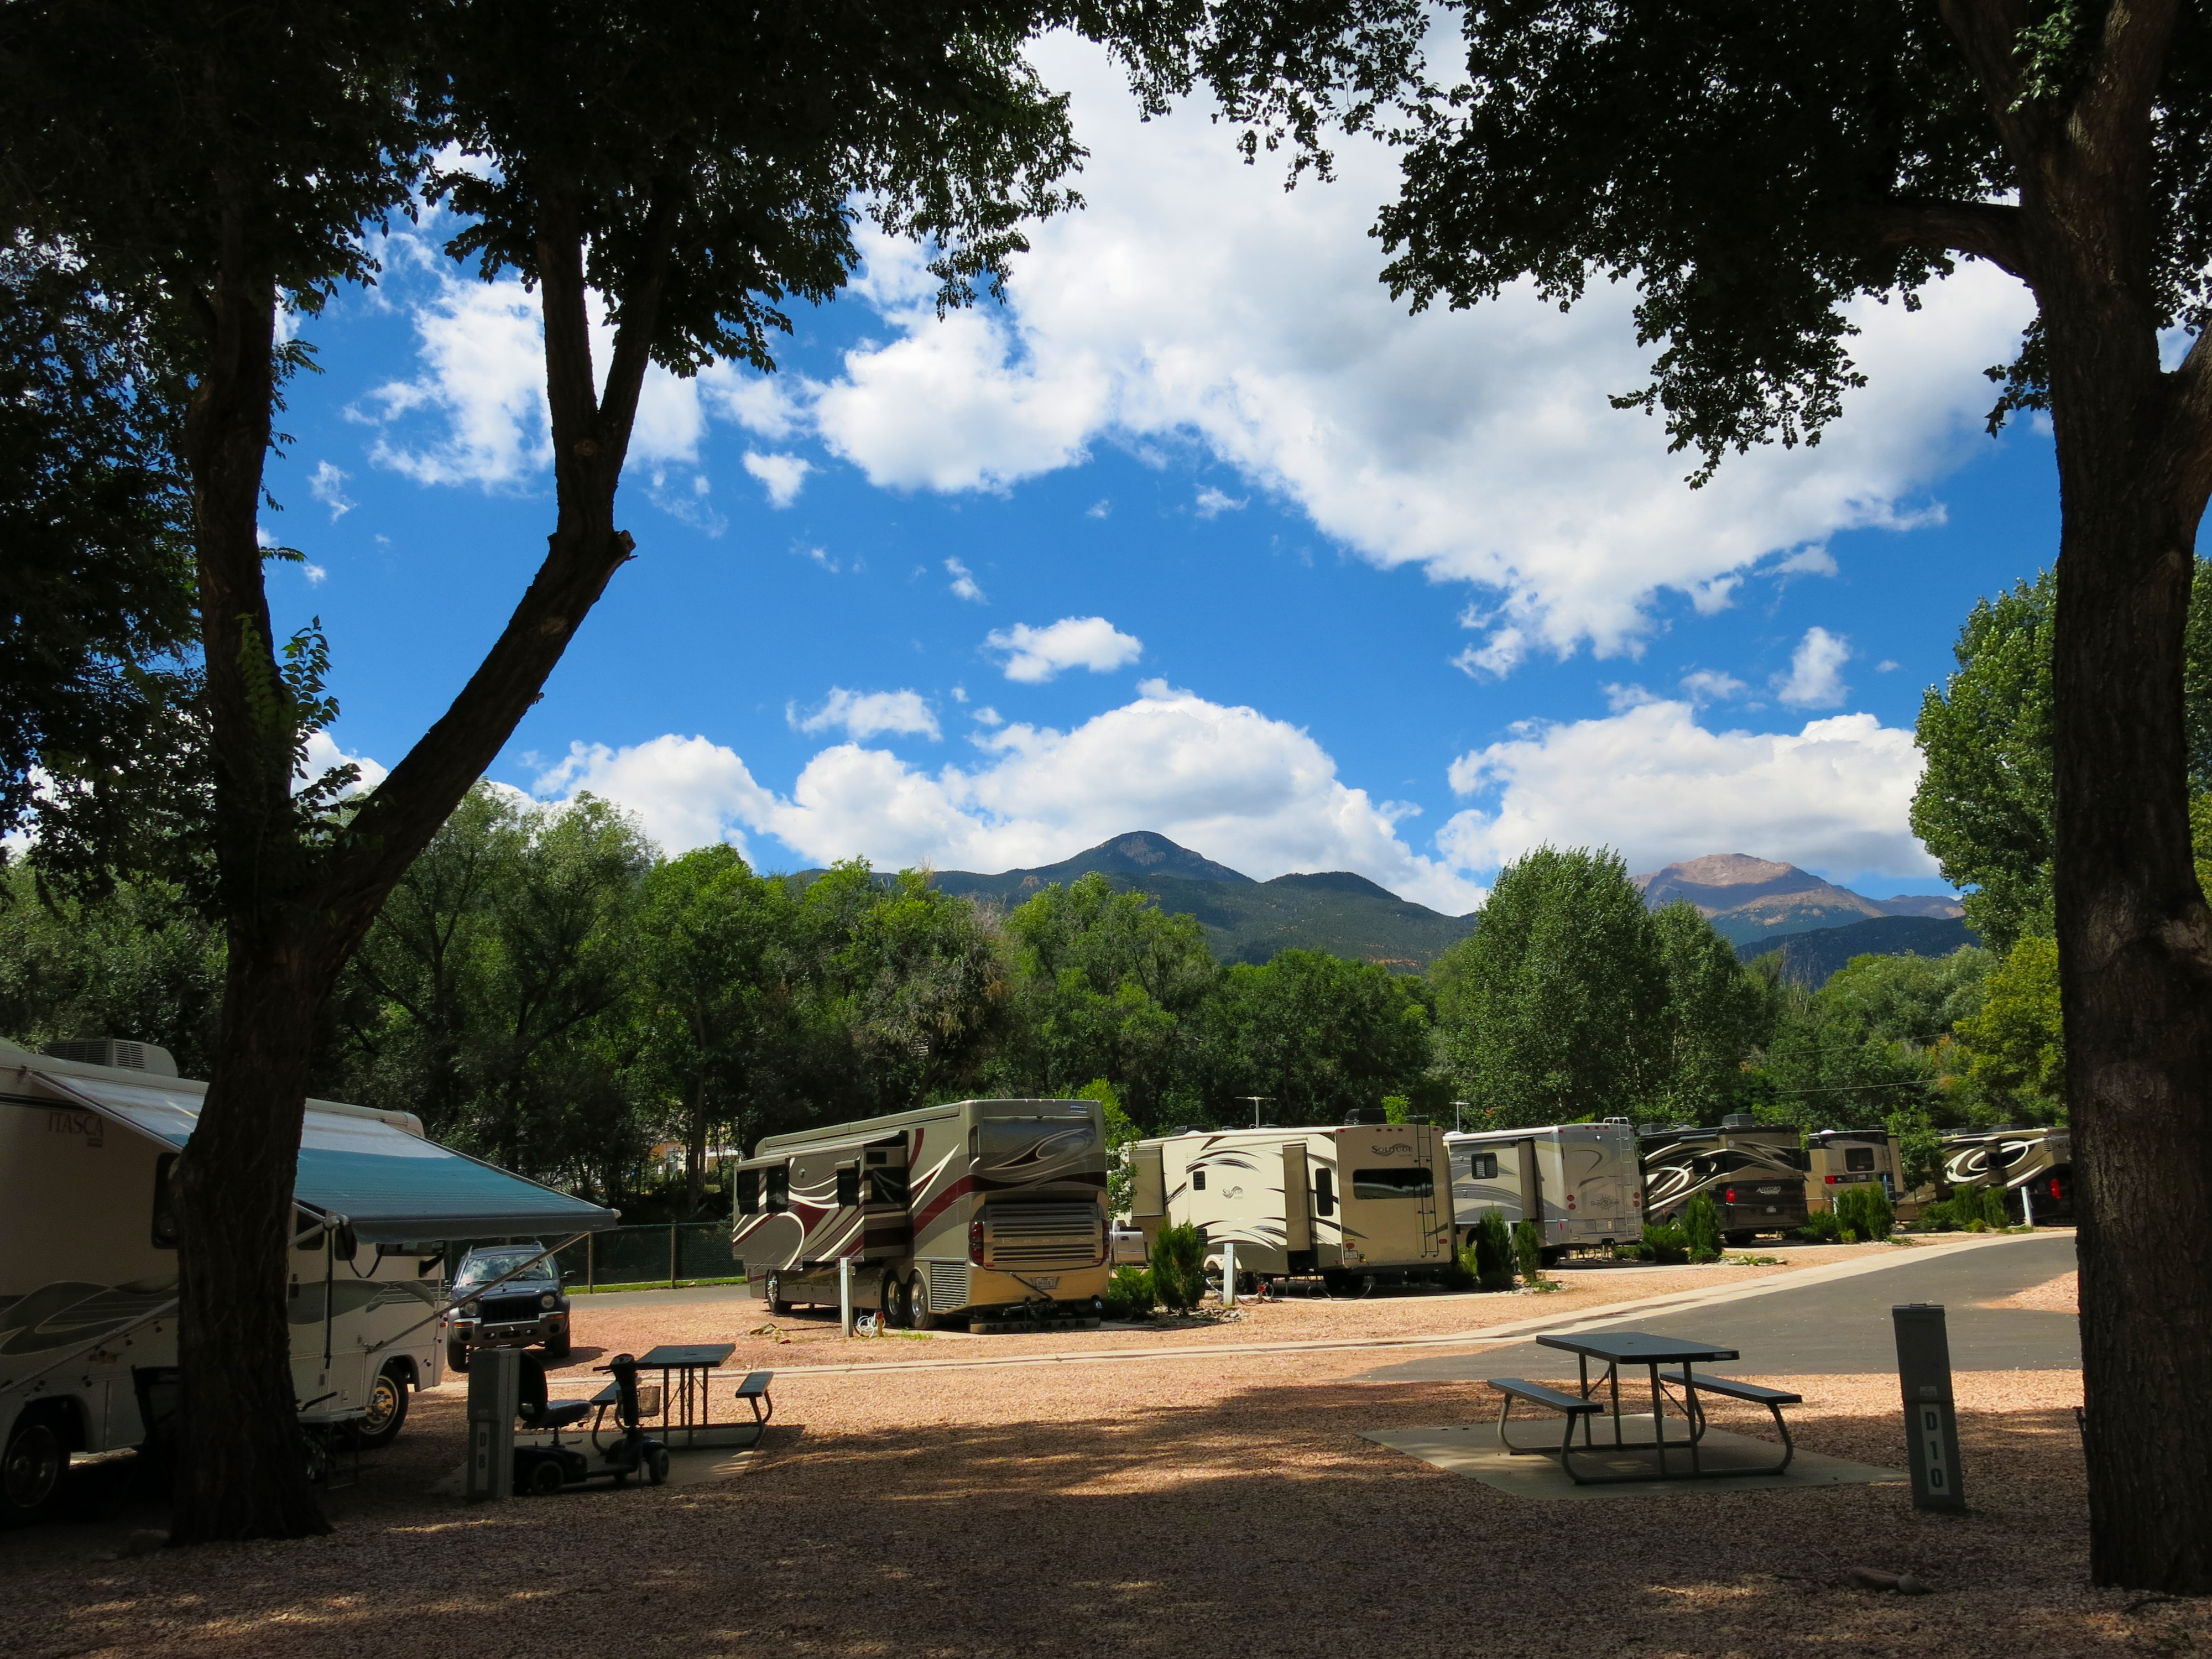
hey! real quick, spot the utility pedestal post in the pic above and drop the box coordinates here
[1893,1303,1966,1510]
[465,1346,519,1503]
[839,1255,854,1336]
[1221,1241,1238,1308]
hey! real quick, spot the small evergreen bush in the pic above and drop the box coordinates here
[1150,1223,1208,1311]
[1473,1212,1516,1291]
[1640,1222,1691,1264]
[1683,1192,1724,1263]
[1835,1184,1895,1241]
[1103,1265,1156,1320]
[1793,1210,1843,1244]
[1512,1217,1547,1285]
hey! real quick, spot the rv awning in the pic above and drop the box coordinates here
[34,1070,619,1244]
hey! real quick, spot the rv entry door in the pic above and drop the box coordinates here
[1282,1144,1311,1251]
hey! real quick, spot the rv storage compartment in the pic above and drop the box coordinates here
[977,1203,1103,1270]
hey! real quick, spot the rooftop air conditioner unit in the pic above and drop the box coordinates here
[43,1038,179,1077]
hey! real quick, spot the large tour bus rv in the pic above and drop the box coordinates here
[733,1098,1110,1331]
[1804,1128,1919,1218]
[1128,1113,1454,1293]
[1638,1114,1811,1241]
[0,1037,615,1524]
[1443,1120,1642,1262]
[1940,1126,2073,1222]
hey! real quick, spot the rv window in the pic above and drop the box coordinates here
[836,1165,860,1208]
[735,1169,760,1215]
[766,1166,790,1213]
[1844,1147,1876,1172]
[1191,1168,1206,1191]
[868,1167,909,1206]
[1314,1167,1335,1215]
[1465,1152,1499,1181]
[151,1153,180,1249]
[1353,1167,1432,1201]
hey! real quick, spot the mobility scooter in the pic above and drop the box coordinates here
[513,1351,671,1495]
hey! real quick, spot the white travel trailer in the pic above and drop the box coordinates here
[1128,1119,1454,1292]
[1443,1120,1642,1259]
[0,1039,617,1524]
[733,1098,1110,1329]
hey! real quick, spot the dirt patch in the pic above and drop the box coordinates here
[1981,1271,2078,1313]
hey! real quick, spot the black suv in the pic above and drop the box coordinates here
[445,1244,572,1371]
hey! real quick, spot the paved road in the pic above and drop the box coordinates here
[1361,1231,2080,1382]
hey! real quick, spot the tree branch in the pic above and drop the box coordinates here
[1852,196,2036,281]
[595,184,680,458]
[1934,0,2038,160]
[2076,0,2181,143]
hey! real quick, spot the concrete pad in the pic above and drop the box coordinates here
[1363,1414,1905,1500]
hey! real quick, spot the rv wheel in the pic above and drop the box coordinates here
[909,1273,939,1332]
[766,1272,791,1316]
[883,1272,910,1330]
[0,1415,65,1525]
[356,1363,411,1450]
[1724,1231,1754,1248]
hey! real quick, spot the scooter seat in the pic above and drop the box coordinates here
[534,1399,593,1430]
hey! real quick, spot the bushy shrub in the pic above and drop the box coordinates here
[1512,1218,1547,1284]
[1103,1265,1156,1320]
[1925,1186,2008,1230]
[1641,1222,1690,1264]
[1473,1212,1516,1291]
[1150,1223,1208,1311]
[1793,1210,1843,1244]
[1683,1192,1724,1263]
[1835,1184,1895,1241]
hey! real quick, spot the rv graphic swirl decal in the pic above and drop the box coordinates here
[0,1277,178,1357]
[977,1121,1097,1185]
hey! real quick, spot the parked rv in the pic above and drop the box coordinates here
[1804,1128,1916,1218]
[1443,1120,1641,1261]
[733,1098,1110,1330]
[1941,1126,2073,1222]
[0,1038,618,1524]
[1128,1115,1454,1293]
[1639,1114,1811,1241]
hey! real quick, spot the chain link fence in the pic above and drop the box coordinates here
[448,1224,742,1292]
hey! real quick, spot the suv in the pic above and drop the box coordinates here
[445,1244,572,1371]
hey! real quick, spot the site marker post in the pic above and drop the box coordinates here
[1222,1241,1238,1308]
[465,1346,519,1503]
[1892,1303,1966,1510]
[2019,1182,2035,1227]
[839,1254,854,1337]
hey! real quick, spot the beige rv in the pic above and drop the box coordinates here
[732,1098,1109,1329]
[1804,1128,1916,1217]
[1940,1126,2073,1222]
[1128,1119,1454,1292]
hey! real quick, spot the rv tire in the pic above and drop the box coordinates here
[909,1274,938,1331]
[357,1363,411,1449]
[766,1272,791,1316]
[883,1272,910,1329]
[0,1413,66,1525]
[1724,1231,1755,1248]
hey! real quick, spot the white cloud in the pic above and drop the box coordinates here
[302,562,328,586]
[1679,669,1749,705]
[808,36,2036,667]
[985,615,1143,683]
[308,461,355,520]
[972,706,1003,727]
[1603,683,1657,713]
[1086,499,1111,519]
[1195,485,1248,519]
[1439,700,1932,879]
[698,361,804,439]
[743,450,812,508]
[1775,627,1853,708]
[299,729,388,794]
[538,686,1484,910]
[945,557,987,603]
[1775,546,1840,577]
[794,687,942,743]
[533,734,776,857]
[356,274,549,487]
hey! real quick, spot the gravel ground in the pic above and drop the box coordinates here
[536,1241,1917,1381]
[6,1272,2186,1659]
[1983,1271,2078,1313]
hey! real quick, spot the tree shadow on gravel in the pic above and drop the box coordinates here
[0,1380,2177,1659]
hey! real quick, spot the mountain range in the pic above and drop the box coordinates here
[849,836,1968,976]
[1632,853,1963,947]
[924,832,1476,970]
[1735,914,1981,987]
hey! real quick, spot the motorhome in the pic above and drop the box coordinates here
[733,1098,1110,1329]
[1639,1114,1810,1241]
[1128,1117,1454,1292]
[1804,1128,1919,1218]
[0,1038,617,1524]
[1941,1126,2074,1222]
[1443,1120,1641,1260]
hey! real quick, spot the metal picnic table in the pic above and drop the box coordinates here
[1493,1329,1799,1483]
[591,1342,748,1449]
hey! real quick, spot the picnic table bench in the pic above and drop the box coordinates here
[1487,1329,1799,1484]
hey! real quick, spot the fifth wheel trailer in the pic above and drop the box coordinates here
[733,1098,1110,1329]
[0,1037,617,1524]
[1128,1119,1454,1291]
[1443,1121,1642,1259]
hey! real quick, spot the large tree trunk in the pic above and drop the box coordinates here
[2043,265,2212,1589]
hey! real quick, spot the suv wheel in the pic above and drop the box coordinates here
[447,1334,470,1374]
[544,1326,572,1359]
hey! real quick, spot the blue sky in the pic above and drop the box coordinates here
[270,38,2057,914]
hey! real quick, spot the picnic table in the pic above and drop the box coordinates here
[591,1343,752,1449]
[1488,1329,1799,1484]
